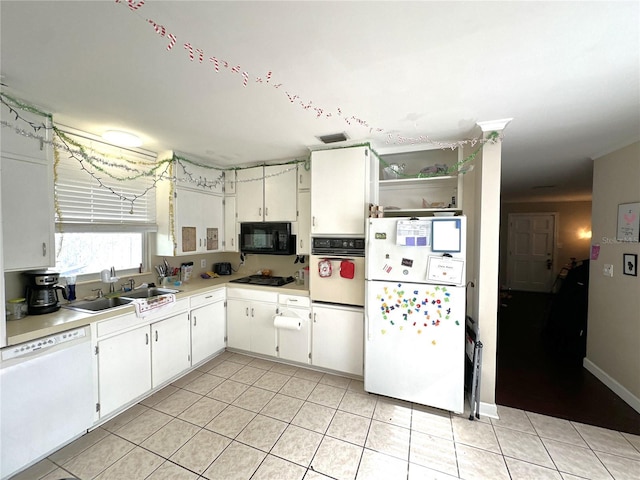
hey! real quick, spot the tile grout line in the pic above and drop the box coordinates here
[31,353,639,480]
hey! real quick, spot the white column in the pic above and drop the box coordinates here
[472,118,511,417]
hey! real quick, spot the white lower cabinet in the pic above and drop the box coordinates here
[190,289,226,365]
[227,289,277,356]
[95,301,191,418]
[311,303,364,376]
[97,323,151,418]
[276,294,311,364]
[151,311,191,387]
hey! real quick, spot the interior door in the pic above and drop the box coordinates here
[506,213,556,292]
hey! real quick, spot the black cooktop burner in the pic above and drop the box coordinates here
[230,275,295,286]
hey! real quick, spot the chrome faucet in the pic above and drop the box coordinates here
[109,266,117,293]
[92,288,104,298]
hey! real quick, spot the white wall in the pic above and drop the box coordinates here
[586,141,640,412]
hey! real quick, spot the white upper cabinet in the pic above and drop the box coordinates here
[156,153,225,256]
[310,146,375,236]
[236,164,297,222]
[0,108,51,162]
[297,162,311,190]
[225,170,236,194]
[264,164,297,221]
[173,156,225,194]
[1,106,54,271]
[172,189,224,255]
[223,195,238,252]
[296,190,311,255]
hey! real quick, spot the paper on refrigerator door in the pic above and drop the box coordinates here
[396,219,431,246]
[426,256,464,285]
[431,218,462,252]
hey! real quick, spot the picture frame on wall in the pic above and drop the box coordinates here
[623,253,637,276]
[617,202,640,242]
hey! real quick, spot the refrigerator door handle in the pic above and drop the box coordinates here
[365,312,371,341]
[364,282,370,341]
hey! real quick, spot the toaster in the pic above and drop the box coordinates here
[213,262,232,275]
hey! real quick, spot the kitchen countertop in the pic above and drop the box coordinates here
[5,274,309,346]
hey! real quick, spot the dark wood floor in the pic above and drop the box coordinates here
[496,290,640,435]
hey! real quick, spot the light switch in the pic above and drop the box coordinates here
[603,264,613,277]
[201,259,206,268]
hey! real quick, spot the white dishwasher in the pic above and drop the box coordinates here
[1,326,94,479]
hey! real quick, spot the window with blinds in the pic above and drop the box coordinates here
[54,134,157,230]
[54,129,158,278]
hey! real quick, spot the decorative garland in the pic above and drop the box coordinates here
[1,85,499,221]
[376,131,501,180]
[113,0,506,152]
[0,93,310,210]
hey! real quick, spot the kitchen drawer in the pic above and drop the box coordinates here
[227,288,277,303]
[96,311,144,338]
[143,298,189,322]
[190,288,225,309]
[278,294,310,308]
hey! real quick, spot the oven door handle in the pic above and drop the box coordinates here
[319,257,359,262]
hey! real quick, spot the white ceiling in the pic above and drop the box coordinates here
[1,1,638,202]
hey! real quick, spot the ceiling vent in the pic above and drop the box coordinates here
[317,132,348,144]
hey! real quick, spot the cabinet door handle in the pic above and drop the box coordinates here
[251,308,255,317]
[259,207,262,217]
[145,333,149,345]
[265,207,269,217]
[193,315,197,326]
[42,242,46,257]
[313,313,317,323]
[245,307,249,317]
[155,330,158,342]
[312,216,316,227]
[299,174,303,185]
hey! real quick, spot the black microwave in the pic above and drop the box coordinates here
[240,222,295,255]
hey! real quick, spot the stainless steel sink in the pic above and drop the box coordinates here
[63,296,133,314]
[120,287,180,299]
[61,287,179,314]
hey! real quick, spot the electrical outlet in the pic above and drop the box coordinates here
[603,264,613,277]
[200,259,206,268]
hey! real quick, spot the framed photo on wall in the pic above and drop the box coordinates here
[617,202,640,242]
[623,253,637,276]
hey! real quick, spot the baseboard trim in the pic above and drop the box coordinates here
[480,402,499,419]
[584,357,640,414]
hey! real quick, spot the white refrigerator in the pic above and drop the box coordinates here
[364,216,467,413]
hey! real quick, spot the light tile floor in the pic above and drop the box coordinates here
[13,351,640,480]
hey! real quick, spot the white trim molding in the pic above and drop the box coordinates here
[480,402,499,419]
[584,358,640,414]
[476,118,513,132]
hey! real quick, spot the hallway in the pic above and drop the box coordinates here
[496,290,640,436]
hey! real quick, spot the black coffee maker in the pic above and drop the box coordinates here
[24,270,67,315]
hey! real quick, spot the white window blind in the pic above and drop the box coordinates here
[55,131,157,232]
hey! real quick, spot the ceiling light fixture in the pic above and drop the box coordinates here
[102,130,142,147]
